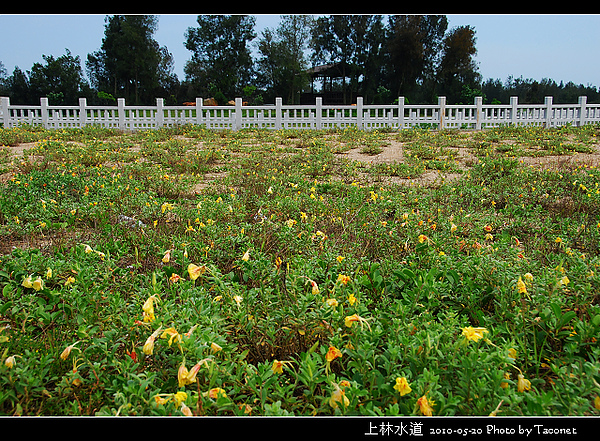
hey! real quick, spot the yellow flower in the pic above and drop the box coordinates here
[242,250,250,261]
[462,326,488,342]
[142,327,162,356]
[344,314,371,331]
[161,327,182,347]
[336,256,345,263]
[326,298,339,307]
[337,274,350,285]
[65,276,76,286]
[393,377,412,396]
[4,355,16,369]
[450,223,457,233]
[210,342,222,353]
[516,277,527,294]
[233,295,243,306]
[142,295,158,323]
[300,211,308,221]
[555,236,563,244]
[308,279,319,295]
[172,391,188,407]
[59,342,80,360]
[594,395,600,410]
[484,225,492,232]
[517,374,531,392]
[154,395,169,405]
[418,234,428,243]
[187,263,206,281]
[508,348,517,361]
[272,360,285,374]
[22,275,33,289]
[524,272,533,283]
[500,372,511,389]
[161,202,174,213]
[326,346,343,363]
[162,250,171,263]
[417,395,435,416]
[178,363,190,387]
[329,383,350,409]
[559,275,570,286]
[348,293,357,306]
[485,233,493,241]
[46,268,53,278]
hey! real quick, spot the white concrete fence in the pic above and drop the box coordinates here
[1,96,599,132]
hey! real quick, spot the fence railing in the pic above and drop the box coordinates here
[2,96,599,132]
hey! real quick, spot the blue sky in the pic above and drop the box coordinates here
[1,14,599,88]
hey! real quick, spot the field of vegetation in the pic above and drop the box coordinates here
[1,122,599,416]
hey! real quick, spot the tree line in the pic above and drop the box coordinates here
[1,14,598,106]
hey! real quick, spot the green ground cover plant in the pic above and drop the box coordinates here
[0,123,599,416]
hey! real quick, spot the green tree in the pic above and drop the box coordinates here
[385,15,448,103]
[86,15,177,105]
[3,66,32,104]
[309,15,387,104]
[437,25,482,104]
[184,15,256,100]
[28,49,87,105]
[256,15,313,104]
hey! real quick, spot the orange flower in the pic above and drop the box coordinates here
[417,395,435,416]
[325,346,342,363]
[337,274,351,285]
[207,387,227,400]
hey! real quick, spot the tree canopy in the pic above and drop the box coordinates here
[1,14,598,106]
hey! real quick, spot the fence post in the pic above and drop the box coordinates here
[398,97,405,129]
[475,96,483,130]
[156,98,164,128]
[438,96,446,130]
[578,96,587,127]
[1,96,10,128]
[356,96,363,129]
[196,98,203,126]
[315,97,322,130]
[117,98,126,130]
[544,96,553,127]
[510,96,519,125]
[275,97,283,130]
[40,97,49,128]
[79,98,87,127]
[235,97,242,131]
